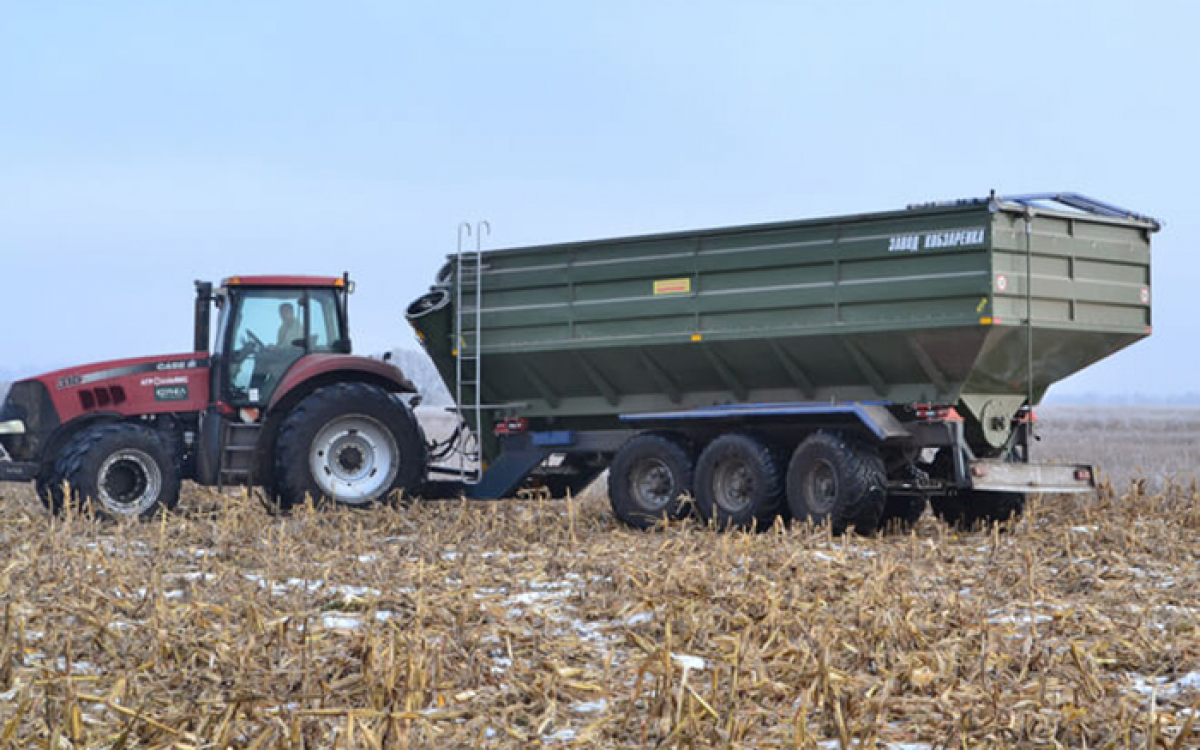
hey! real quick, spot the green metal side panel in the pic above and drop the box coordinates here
[407,198,1156,447]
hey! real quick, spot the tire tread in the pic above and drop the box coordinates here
[608,432,694,530]
[273,382,424,510]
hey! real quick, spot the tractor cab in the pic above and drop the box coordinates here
[199,275,352,409]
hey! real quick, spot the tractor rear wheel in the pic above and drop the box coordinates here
[40,423,181,519]
[273,383,425,510]
[694,433,785,531]
[786,432,886,535]
[608,432,694,529]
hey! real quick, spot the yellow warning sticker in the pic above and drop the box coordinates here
[654,278,691,295]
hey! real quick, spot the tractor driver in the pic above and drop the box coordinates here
[277,302,304,348]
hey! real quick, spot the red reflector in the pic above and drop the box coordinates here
[911,404,964,422]
[971,465,989,478]
[1074,469,1091,482]
[494,418,528,436]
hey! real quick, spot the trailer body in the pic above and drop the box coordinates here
[410,193,1157,529]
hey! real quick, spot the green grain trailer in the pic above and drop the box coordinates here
[406,193,1159,532]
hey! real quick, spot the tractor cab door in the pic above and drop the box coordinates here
[215,286,348,409]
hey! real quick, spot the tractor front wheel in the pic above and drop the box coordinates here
[40,423,181,519]
[273,383,425,510]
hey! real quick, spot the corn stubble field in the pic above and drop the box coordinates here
[0,408,1196,749]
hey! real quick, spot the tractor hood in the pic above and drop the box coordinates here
[17,352,212,429]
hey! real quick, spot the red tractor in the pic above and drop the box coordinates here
[0,275,427,517]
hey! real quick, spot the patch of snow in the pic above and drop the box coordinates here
[321,614,363,630]
[490,656,513,674]
[671,653,708,672]
[530,580,578,591]
[571,699,608,713]
[625,611,655,626]
[243,574,382,600]
[318,610,394,630]
[176,571,216,583]
[988,613,1052,626]
[508,591,565,607]
[327,583,381,599]
[1129,671,1200,698]
[818,741,932,750]
[570,618,620,645]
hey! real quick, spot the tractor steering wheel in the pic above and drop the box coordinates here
[231,330,265,367]
[243,329,265,352]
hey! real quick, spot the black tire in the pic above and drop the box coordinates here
[786,432,886,535]
[274,383,425,510]
[880,493,927,531]
[608,433,694,529]
[39,423,180,519]
[36,463,68,513]
[694,433,785,531]
[931,490,1025,530]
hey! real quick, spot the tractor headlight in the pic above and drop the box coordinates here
[0,419,26,435]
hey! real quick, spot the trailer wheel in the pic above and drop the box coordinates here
[274,383,425,510]
[880,493,927,530]
[786,432,886,535]
[608,433,694,529]
[694,434,785,531]
[40,423,181,519]
[931,490,1025,530]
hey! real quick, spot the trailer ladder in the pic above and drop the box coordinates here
[453,221,489,483]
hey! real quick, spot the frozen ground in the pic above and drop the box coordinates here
[0,407,1195,747]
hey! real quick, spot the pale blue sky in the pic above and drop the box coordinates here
[1,1,1196,400]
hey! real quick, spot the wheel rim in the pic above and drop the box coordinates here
[805,458,838,514]
[309,414,399,504]
[712,458,754,513]
[629,457,676,510]
[98,449,162,516]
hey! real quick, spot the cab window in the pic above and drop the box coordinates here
[223,288,345,406]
